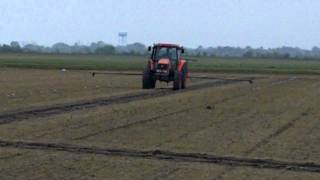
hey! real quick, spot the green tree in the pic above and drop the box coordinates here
[94,45,115,54]
[10,41,22,53]
[243,51,254,58]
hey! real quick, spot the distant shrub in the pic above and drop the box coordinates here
[94,45,116,54]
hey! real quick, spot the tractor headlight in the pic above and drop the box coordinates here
[156,69,168,73]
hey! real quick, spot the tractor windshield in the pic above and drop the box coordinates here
[153,47,178,62]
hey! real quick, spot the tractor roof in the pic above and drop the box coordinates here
[154,43,183,49]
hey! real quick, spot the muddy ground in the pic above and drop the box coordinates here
[0,68,320,179]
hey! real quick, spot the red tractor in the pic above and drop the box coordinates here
[143,44,188,90]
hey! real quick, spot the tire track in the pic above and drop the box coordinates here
[72,108,195,141]
[0,153,22,160]
[0,140,320,174]
[213,79,315,179]
[72,92,247,141]
[213,110,311,180]
[0,79,254,125]
[9,78,259,140]
[153,77,299,149]
[244,110,311,155]
[28,86,248,141]
[214,111,313,179]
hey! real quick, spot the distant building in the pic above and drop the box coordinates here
[118,32,128,46]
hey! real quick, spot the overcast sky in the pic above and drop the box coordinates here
[0,0,319,48]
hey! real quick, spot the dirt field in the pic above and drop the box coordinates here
[0,68,145,112]
[1,68,320,179]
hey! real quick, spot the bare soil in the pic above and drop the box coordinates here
[0,68,320,179]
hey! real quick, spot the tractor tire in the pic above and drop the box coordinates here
[173,70,181,90]
[142,69,155,89]
[181,64,188,89]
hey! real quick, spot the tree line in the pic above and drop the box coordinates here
[186,46,320,60]
[0,41,146,55]
[1,41,320,60]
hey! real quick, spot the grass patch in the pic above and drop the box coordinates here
[0,53,320,74]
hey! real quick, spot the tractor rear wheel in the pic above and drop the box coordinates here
[181,64,188,89]
[173,70,181,90]
[143,69,155,89]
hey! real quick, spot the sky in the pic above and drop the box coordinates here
[0,0,319,48]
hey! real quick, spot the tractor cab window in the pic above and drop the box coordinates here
[155,48,168,60]
[154,47,178,62]
[168,48,178,62]
[177,49,182,59]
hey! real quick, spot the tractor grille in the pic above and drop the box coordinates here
[156,64,169,73]
[157,64,168,70]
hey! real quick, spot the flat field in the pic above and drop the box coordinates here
[0,66,320,179]
[1,54,320,179]
[1,53,320,74]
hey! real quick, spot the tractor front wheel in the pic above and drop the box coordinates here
[143,69,155,89]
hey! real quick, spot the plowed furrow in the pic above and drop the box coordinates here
[0,79,252,125]
[0,140,319,174]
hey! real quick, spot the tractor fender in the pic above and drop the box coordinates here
[148,59,155,71]
[178,59,187,72]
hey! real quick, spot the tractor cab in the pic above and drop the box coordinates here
[149,44,184,59]
[148,44,184,74]
[143,43,188,90]
[152,46,178,67]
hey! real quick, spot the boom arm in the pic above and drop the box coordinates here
[91,71,253,84]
